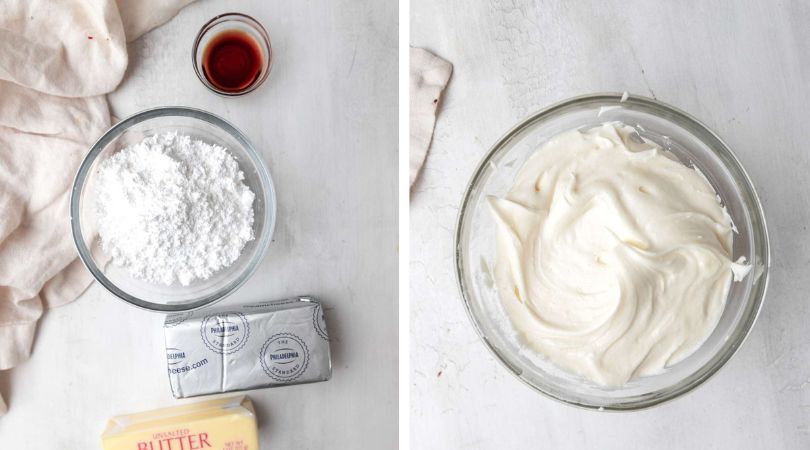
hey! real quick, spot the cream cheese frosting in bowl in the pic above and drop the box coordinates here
[455,94,769,410]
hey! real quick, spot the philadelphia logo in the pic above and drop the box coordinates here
[200,312,250,355]
[260,333,309,382]
[210,321,240,337]
[166,347,186,366]
[269,349,300,362]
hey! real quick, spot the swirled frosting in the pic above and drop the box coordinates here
[489,123,735,386]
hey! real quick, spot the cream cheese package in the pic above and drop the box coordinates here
[164,297,331,398]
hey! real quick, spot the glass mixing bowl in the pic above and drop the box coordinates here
[455,93,770,410]
[70,107,276,312]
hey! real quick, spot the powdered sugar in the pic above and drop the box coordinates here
[95,132,255,286]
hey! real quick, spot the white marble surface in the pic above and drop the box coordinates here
[411,1,808,449]
[0,1,397,448]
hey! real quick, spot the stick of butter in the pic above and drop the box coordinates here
[101,395,258,450]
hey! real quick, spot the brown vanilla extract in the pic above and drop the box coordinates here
[202,31,263,93]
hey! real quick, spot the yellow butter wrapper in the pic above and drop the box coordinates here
[101,395,258,450]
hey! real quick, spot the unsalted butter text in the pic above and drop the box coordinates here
[136,429,211,450]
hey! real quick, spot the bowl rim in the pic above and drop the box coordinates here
[70,106,276,313]
[454,92,770,411]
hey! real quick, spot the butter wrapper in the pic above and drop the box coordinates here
[164,296,331,398]
[101,395,257,450]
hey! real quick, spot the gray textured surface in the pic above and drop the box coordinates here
[0,1,397,448]
[411,1,808,449]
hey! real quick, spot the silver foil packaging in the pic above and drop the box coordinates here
[163,296,332,398]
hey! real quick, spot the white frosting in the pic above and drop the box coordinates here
[489,123,739,386]
[731,256,752,281]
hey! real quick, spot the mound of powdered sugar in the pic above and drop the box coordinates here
[95,132,255,286]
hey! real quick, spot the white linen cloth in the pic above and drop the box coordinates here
[0,0,194,415]
[409,47,452,187]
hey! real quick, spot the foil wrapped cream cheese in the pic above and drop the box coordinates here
[164,297,331,398]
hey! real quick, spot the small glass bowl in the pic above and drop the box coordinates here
[455,93,770,410]
[192,12,272,96]
[70,107,276,312]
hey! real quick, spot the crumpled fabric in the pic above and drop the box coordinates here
[409,47,452,187]
[0,0,194,415]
